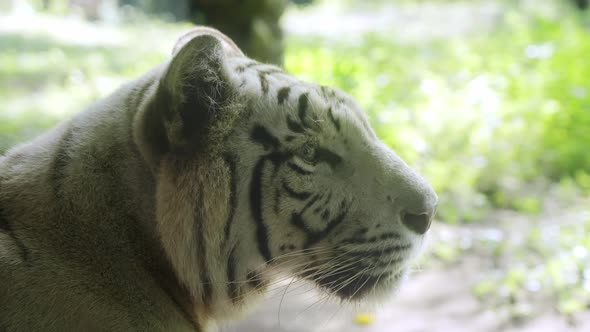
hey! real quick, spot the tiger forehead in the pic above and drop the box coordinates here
[229,58,366,135]
[230,59,340,105]
[276,87,347,136]
[277,86,366,136]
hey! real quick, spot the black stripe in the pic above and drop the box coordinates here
[320,85,328,98]
[0,204,11,233]
[302,194,321,213]
[282,180,312,200]
[342,232,402,245]
[313,261,385,281]
[290,194,321,229]
[194,321,203,332]
[14,238,30,263]
[319,272,381,300]
[286,116,305,134]
[328,107,341,131]
[298,93,309,124]
[250,157,273,262]
[51,128,74,196]
[322,192,333,206]
[310,210,348,245]
[0,201,31,263]
[320,85,335,99]
[227,246,239,303]
[257,68,283,94]
[195,195,212,304]
[247,271,266,290]
[258,71,269,94]
[347,258,404,270]
[378,232,402,241]
[273,187,281,214]
[259,68,284,76]
[251,125,280,150]
[307,200,350,246]
[356,227,369,236]
[236,61,260,72]
[267,151,289,167]
[290,213,312,235]
[289,194,344,248]
[223,154,238,243]
[347,244,412,258]
[321,209,330,221]
[286,162,313,175]
[270,154,283,180]
[315,148,342,167]
[277,87,291,104]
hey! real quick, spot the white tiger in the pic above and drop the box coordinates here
[0,27,438,331]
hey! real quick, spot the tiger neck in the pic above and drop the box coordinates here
[130,70,269,322]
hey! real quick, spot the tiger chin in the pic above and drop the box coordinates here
[0,27,437,331]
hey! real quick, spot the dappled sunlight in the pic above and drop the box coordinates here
[1,0,590,331]
[285,4,590,222]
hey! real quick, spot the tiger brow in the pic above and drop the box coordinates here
[315,147,342,167]
[327,107,341,132]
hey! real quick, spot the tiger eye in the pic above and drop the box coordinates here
[300,144,316,164]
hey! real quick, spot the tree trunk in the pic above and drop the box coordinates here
[191,0,288,65]
[574,0,589,10]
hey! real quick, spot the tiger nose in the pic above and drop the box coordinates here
[401,211,434,235]
[398,184,438,235]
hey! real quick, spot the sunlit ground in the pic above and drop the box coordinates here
[1,0,590,331]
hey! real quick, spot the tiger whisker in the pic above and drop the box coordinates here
[328,259,375,297]
[317,261,378,329]
[293,292,332,321]
[363,239,394,297]
[277,272,299,331]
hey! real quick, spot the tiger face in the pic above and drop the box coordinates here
[142,29,437,318]
[222,57,437,301]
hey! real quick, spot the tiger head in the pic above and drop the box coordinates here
[136,29,437,317]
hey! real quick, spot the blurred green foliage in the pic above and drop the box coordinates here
[0,17,186,151]
[472,215,590,319]
[285,9,590,222]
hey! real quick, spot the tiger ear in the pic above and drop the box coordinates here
[145,32,235,157]
[172,27,244,58]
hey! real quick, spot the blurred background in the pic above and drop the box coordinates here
[1,0,589,331]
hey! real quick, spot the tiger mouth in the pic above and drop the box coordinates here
[302,264,404,300]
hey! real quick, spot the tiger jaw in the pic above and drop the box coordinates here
[274,223,422,301]
[292,240,417,301]
[314,268,407,301]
